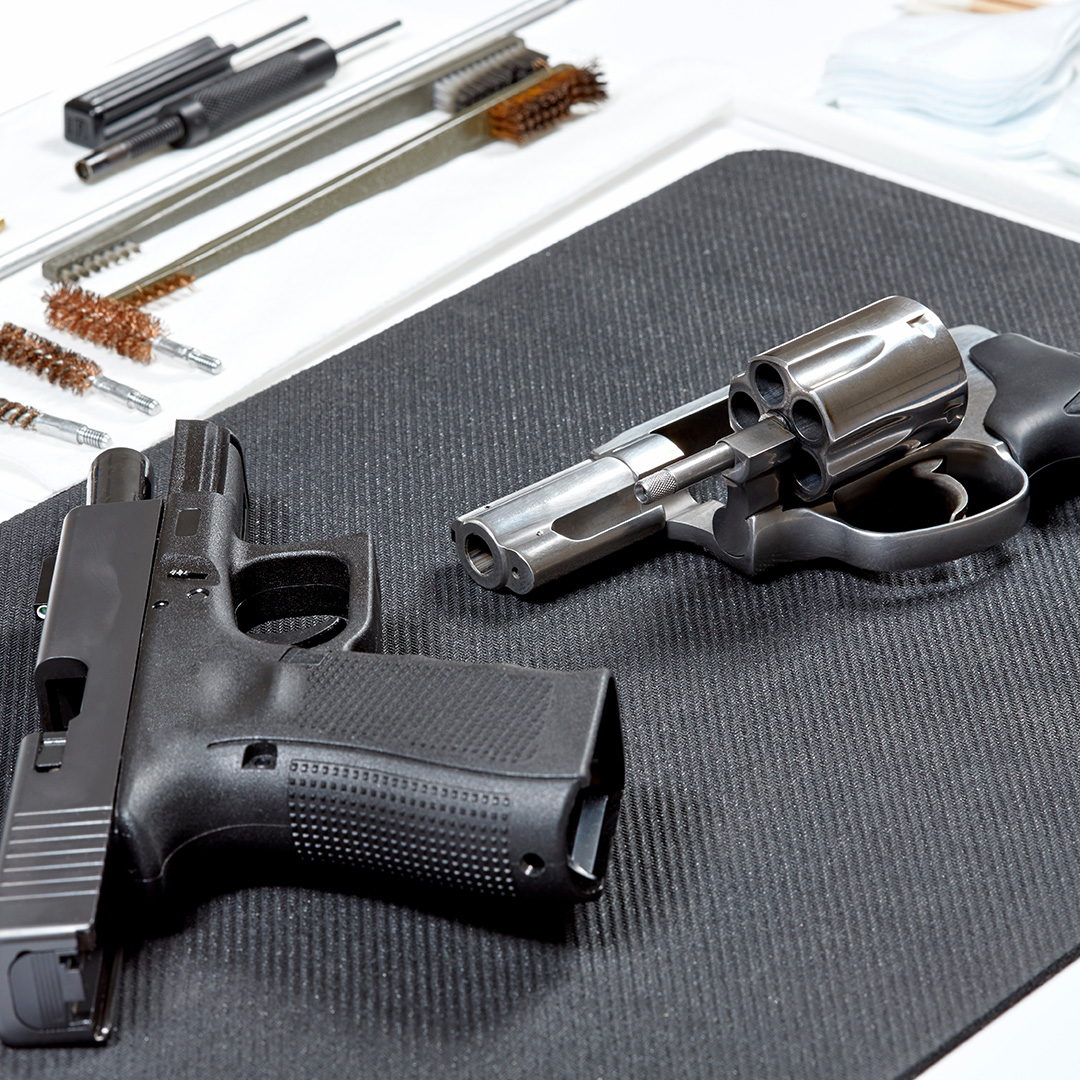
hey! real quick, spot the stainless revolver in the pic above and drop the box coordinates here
[453,296,1080,594]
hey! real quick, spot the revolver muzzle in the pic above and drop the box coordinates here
[453,455,668,595]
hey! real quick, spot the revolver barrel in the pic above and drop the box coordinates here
[453,454,669,593]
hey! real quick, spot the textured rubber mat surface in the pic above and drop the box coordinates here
[3,150,1080,1078]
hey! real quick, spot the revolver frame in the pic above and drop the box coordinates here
[453,323,1030,593]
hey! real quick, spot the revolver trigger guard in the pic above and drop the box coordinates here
[832,457,971,533]
[667,443,1031,577]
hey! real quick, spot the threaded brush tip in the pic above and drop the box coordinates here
[151,337,222,374]
[76,425,112,449]
[186,348,222,375]
[130,390,162,416]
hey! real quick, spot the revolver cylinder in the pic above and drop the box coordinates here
[728,296,967,500]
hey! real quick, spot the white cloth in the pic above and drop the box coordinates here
[1045,74,1080,170]
[819,2,1080,129]
[840,91,1064,161]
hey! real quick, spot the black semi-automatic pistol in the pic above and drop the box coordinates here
[453,296,1079,593]
[0,419,623,1046]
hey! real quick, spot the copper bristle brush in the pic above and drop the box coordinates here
[43,284,222,374]
[487,63,605,142]
[125,273,196,307]
[0,396,111,448]
[0,323,161,414]
[107,62,608,304]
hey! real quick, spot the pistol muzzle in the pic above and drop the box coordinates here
[87,446,152,504]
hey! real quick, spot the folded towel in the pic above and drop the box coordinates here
[842,91,1062,160]
[819,1,1080,127]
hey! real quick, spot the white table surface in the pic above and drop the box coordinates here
[3,2,1080,1076]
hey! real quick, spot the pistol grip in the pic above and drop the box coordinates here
[116,655,622,906]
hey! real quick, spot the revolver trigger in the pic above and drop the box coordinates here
[833,457,971,533]
[908,458,970,523]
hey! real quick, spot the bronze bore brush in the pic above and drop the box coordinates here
[487,63,605,142]
[43,284,222,374]
[0,323,161,414]
[108,62,607,304]
[0,396,110,447]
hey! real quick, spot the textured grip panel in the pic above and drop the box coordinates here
[299,653,556,770]
[287,760,514,895]
[192,45,334,132]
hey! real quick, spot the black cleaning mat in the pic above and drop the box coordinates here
[3,150,1080,1078]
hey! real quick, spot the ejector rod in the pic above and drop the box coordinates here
[634,442,737,504]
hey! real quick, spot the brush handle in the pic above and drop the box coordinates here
[76,40,340,180]
[167,39,339,148]
[110,65,572,301]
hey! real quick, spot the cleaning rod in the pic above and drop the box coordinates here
[0,0,577,281]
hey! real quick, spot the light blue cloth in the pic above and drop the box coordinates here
[819,2,1080,132]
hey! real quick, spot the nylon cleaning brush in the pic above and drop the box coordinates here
[0,396,111,447]
[0,322,161,414]
[43,283,222,374]
[432,40,548,113]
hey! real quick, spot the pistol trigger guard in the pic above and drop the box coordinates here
[231,535,381,655]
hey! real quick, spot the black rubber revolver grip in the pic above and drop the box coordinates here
[970,332,1080,476]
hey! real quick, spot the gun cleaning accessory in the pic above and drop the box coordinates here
[47,38,548,282]
[44,284,222,374]
[8,0,578,282]
[124,273,196,306]
[64,16,310,149]
[0,397,110,447]
[0,417,623,1046]
[109,63,605,302]
[432,40,547,112]
[0,323,160,415]
[452,296,1063,593]
[76,20,402,181]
